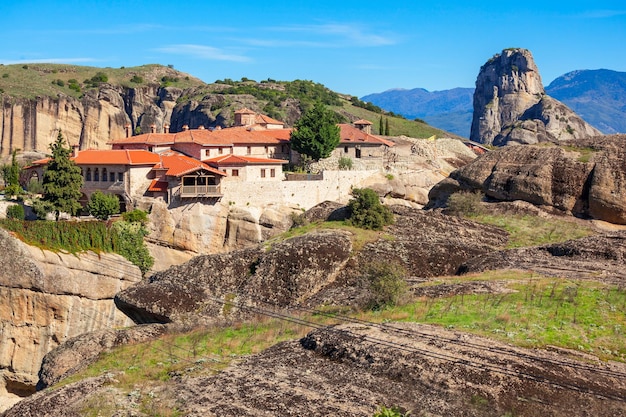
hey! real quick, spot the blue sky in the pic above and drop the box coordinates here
[1,0,625,97]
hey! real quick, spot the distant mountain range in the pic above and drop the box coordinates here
[362,69,626,138]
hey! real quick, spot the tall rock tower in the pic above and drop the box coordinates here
[470,48,601,145]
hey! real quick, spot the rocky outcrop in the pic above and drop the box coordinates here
[0,229,141,411]
[7,322,626,416]
[36,324,167,389]
[470,48,601,145]
[427,136,626,224]
[459,232,626,284]
[115,205,507,326]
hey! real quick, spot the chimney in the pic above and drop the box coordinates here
[125,124,131,138]
[150,124,156,133]
[71,144,79,158]
[164,123,170,134]
[182,125,189,131]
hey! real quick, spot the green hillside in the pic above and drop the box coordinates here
[0,63,456,138]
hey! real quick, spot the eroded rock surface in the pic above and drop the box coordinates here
[427,136,626,224]
[0,229,141,411]
[7,323,626,416]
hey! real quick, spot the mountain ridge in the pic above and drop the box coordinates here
[362,69,626,137]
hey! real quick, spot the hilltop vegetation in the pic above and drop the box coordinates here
[0,63,453,139]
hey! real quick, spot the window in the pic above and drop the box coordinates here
[102,168,108,182]
[218,147,223,154]
[260,169,266,178]
[86,168,91,182]
[264,146,268,153]
[281,145,286,153]
[205,149,210,157]
[94,168,99,182]
[344,146,349,153]
[232,169,239,177]
[247,146,251,155]
[118,172,123,182]
[355,148,362,158]
[110,172,115,182]
[270,168,275,178]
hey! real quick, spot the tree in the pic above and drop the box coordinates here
[379,115,384,135]
[290,102,341,162]
[385,118,390,136]
[42,131,83,219]
[3,149,22,198]
[87,191,120,220]
[347,188,394,230]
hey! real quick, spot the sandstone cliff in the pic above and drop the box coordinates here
[427,136,626,224]
[0,229,141,411]
[470,48,601,145]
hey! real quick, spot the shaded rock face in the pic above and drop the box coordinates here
[8,322,626,416]
[427,136,626,224]
[115,206,507,325]
[470,48,601,145]
[0,229,141,410]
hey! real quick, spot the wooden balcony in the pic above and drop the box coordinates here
[180,184,222,198]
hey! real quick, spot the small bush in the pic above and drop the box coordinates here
[338,156,353,170]
[27,178,44,194]
[446,191,484,216]
[3,184,22,199]
[31,198,55,220]
[130,75,144,83]
[373,405,411,417]
[122,209,148,225]
[347,188,393,230]
[87,191,120,220]
[290,212,309,228]
[6,204,25,220]
[364,261,408,310]
[2,73,8,78]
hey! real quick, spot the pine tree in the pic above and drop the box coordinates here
[42,131,84,219]
[290,102,341,162]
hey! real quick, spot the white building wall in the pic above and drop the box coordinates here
[220,170,378,210]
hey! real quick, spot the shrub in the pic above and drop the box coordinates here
[338,156,353,170]
[2,73,8,78]
[87,191,120,220]
[130,75,144,84]
[363,261,408,310]
[27,178,44,194]
[446,190,484,217]
[122,209,149,224]
[3,184,22,199]
[31,198,55,220]
[347,188,393,230]
[373,406,410,417]
[112,221,154,275]
[6,204,25,220]
[290,212,309,228]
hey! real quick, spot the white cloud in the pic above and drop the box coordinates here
[156,44,251,62]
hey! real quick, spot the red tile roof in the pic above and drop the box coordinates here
[147,179,169,192]
[31,149,161,166]
[353,119,373,125]
[157,151,226,177]
[110,127,291,147]
[255,114,284,126]
[204,154,287,166]
[338,124,395,147]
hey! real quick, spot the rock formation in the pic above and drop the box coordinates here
[427,135,626,224]
[6,322,626,416]
[114,206,507,326]
[0,229,141,411]
[470,48,601,145]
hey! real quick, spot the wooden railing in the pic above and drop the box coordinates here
[180,184,221,198]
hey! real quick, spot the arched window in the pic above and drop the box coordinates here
[94,168,100,182]
[102,168,108,182]
[86,168,92,181]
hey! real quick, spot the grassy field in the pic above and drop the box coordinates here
[466,213,595,248]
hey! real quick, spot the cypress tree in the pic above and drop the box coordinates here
[42,131,84,219]
[385,118,390,136]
